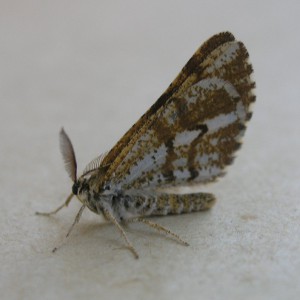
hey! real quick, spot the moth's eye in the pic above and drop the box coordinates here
[72,182,79,195]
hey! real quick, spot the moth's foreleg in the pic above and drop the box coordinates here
[52,204,86,253]
[65,204,86,238]
[36,193,74,216]
[102,208,139,259]
[130,217,189,246]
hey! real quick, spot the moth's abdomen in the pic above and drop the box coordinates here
[153,193,216,215]
[120,192,216,219]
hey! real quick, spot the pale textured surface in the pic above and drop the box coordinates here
[1,1,300,300]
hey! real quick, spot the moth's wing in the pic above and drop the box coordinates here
[101,32,255,190]
[101,32,236,170]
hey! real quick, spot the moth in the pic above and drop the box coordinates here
[37,32,255,258]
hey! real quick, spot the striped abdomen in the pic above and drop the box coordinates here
[117,192,216,220]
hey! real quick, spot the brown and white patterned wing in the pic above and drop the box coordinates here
[102,32,255,191]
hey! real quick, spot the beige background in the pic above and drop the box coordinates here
[1,1,300,299]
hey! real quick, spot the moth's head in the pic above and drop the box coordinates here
[71,180,80,195]
[59,128,106,206]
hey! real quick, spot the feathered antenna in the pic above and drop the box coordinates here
[81,152,108,177]
[59,128,77,182]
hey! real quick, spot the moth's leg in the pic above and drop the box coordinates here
[102,209,139,259]
[130,217,189,246]
[65,205,86,238]
[127,192,216,246]
[52,204,86,253]
[36,193,74,216]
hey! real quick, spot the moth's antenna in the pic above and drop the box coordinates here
[81,151,108,177]
[59,128,77,182]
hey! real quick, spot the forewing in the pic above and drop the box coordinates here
[102,32,255,191]
[101,32,235,172]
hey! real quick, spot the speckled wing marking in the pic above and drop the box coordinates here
[101,32,255,191]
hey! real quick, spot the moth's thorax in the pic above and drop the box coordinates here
[77,169,108,194]
[73,176,95,212]
[73,173,114,214]
[73,175,142,220]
